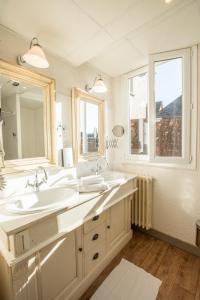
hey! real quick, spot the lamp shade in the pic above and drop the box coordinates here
[22,41,49,68]
[92,77,107,93]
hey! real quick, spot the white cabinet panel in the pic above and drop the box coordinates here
[84,211,106,234]
[84,223,106,254]
[108,200,126,247]
[38,231,78,300]
[12,256,38,300]
[84,243,106,275]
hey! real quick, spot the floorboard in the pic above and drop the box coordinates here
[79,230,200,300]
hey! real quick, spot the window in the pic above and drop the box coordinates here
[154,57,183,158]
[72,88,105,164]
[80,100,99,155]
[128,46,197,167]
[129,69,148,156]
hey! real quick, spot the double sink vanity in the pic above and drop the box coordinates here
[0,167,137,300]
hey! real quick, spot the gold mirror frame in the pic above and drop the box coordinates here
[0,60,56,173]
[72,87,105,164]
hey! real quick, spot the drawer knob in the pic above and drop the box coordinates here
[92,233,99,241]
[93,252,99,260]
[78,248,83,252]
[93,215,99,221]
[107,225,110,229]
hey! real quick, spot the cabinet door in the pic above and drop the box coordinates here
[12,256,38,300]
[38,230,81,300]
[108,200,126,247]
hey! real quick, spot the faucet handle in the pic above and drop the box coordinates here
[42,177,47,184]
[98,165,103,172]
[38,166,48,182]
[0,175,6,191]
[25,179,33,189]
[25,180,29,189]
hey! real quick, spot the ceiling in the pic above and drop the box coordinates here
[0,0,200,77]
[0,75,43,101]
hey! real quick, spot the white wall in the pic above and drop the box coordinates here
[109,45,200,246]
[20,105,44,158]
[2,94,18,160]
[20,106,37,158]
[35,106,45,157]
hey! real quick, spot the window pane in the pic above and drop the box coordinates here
[129,72,148,155]
[80,100,99,155]
[155,57,182,157]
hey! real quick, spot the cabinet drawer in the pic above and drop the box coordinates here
[84,244,106,275]
[84,223,106,253]
[84,211,106,234]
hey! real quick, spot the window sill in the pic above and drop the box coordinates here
[121,158,197,171]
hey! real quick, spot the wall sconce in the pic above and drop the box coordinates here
[85,75,107,93]
[17,37,49,69]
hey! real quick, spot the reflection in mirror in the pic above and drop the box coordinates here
[0,75,45,160]
[72,88,105,163]
[80,100,99,155]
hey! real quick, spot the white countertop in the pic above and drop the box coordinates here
[0,171,136,236]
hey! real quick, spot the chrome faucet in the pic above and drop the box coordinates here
[0,149,5,168]
[95,158,102,175]
[26,166,48,192]
[0,174,6,191]
[94,157,109,175]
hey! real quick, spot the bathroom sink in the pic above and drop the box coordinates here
[100,171,125,184]
[51,170,126,193]
[6,187,78,214]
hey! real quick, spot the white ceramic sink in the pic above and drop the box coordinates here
[6,187,78,214]
[50,170,126,193]
[100,171,125,183]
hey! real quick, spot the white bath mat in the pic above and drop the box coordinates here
[90,259,162,300]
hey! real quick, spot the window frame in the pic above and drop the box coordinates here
[149,48,191,165]
[125,46,197,169]
[127,66,149,162]
[72,87,105,164]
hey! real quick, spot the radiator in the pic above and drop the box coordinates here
[132,176,153,230]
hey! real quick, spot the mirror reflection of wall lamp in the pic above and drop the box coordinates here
[17,37,49,69]
[85,75,107,93]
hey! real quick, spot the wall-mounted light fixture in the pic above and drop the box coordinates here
[17,37,49,69]
[85,75,107,93]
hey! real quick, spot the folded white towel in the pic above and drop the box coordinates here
[80,175,104,185]
[77,183,108,193]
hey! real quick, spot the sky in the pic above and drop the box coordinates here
[155,57,182,107]
[130,57,183,119]
[80,100,98,134]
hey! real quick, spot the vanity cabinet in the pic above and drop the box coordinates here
[108,200,126,247]
[0,254,39,300]
[12,256,38,300]
[0,229,83,300]
[0,176,137,300]
[38,230,82,300]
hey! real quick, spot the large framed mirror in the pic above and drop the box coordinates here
[0,60,55,173]
[72,88,105,164]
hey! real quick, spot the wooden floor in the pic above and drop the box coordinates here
[80,230,200,300]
